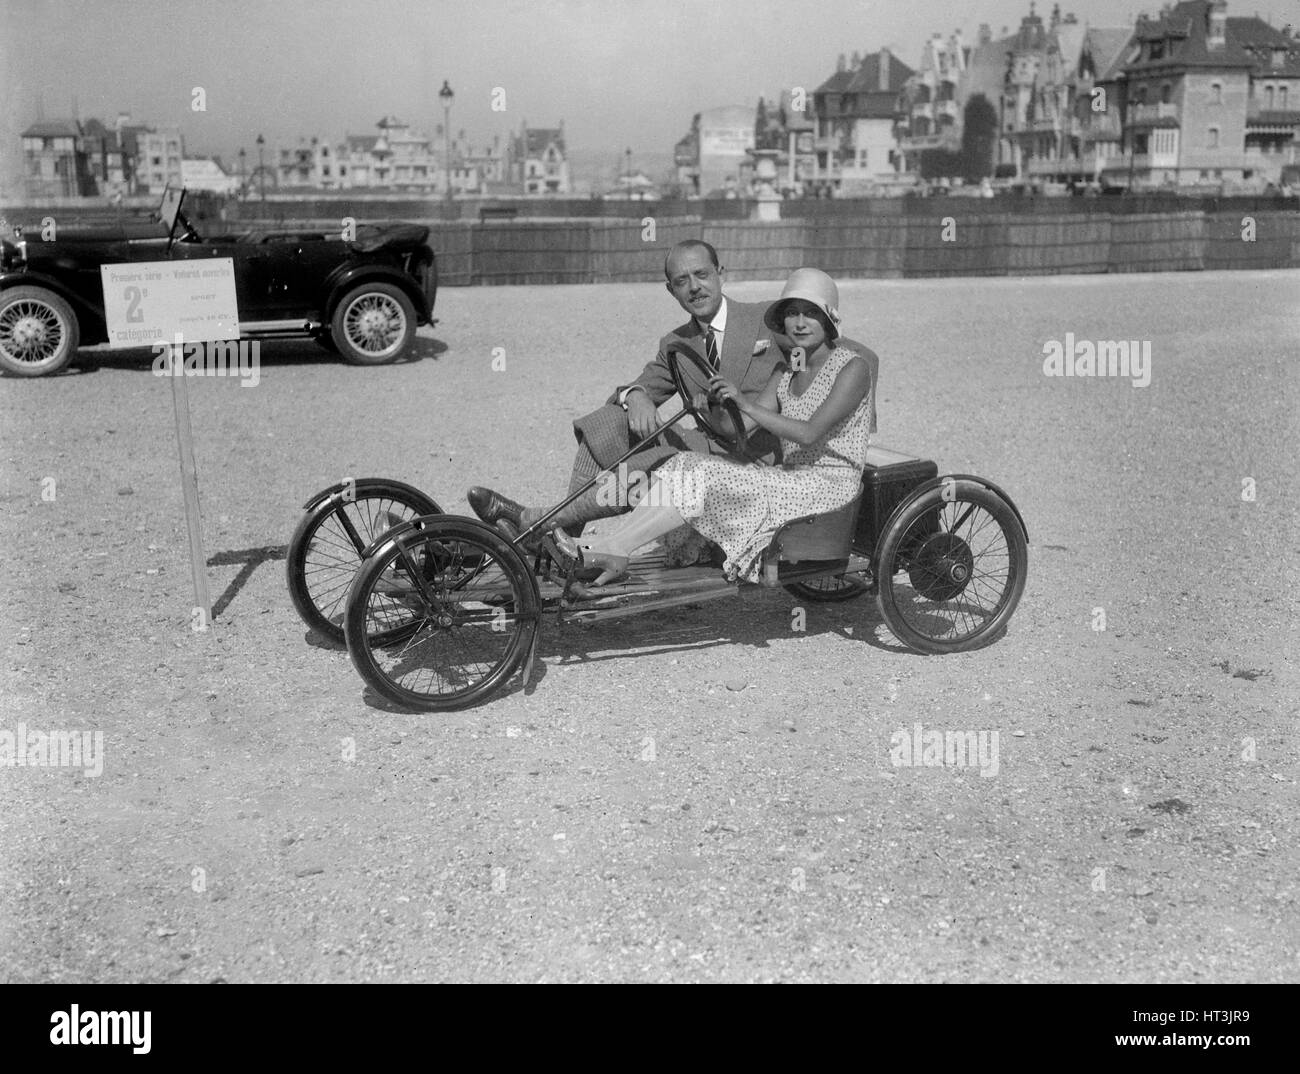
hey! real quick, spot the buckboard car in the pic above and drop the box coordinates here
[0,187,437,376]
[286,344,1029,712]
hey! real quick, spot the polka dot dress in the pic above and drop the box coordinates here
[655,347,873,582]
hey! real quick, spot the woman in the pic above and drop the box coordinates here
[557,268,874,585]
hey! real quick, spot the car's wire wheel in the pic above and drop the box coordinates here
[0,287,80,376]
[333,283,414,365]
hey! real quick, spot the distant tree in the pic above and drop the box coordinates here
[960,93,999,181]
[755,98,771,150]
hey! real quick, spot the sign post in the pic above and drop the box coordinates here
[99,246,240,632]
[168,351,212,631]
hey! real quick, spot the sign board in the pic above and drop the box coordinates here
[700,127,754,156]
[99,259,240,349]
[97,255,243,634]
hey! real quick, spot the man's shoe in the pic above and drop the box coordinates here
[467,487,526,530]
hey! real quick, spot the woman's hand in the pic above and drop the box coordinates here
[707,375,749,413]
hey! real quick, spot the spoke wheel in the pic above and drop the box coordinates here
[783,573,872,603]
[331,282,415,365]
[345,517,540,712]
[876,482,1027,653]
[287,479,441,642]
[0,286,80,377]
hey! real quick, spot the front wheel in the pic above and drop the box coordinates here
[0,286,80,377]
[345,516,540,712]
[330,282,415,365]
[875,481,1027,654]
[287,478,442,643]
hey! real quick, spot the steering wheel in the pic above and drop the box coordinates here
[665,344,750,458]
[171,213,201,244]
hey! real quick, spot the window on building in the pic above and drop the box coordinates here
[1265,85,1275,108]
[1273,48,1286,68]
[1161,83,1172,103]
[1210,82,1222,104]
[1208,126,1219,148]
[1281,86,1289,108]
[1135,85,1147,104]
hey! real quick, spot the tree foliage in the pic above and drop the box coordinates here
[960,93,999,181]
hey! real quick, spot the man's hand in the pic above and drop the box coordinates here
[625,389,659,439]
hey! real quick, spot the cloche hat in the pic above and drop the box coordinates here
[763,267,841,342]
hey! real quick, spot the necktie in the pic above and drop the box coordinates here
[705,326,720,373]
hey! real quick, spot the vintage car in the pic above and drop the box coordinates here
[0,188,437,376]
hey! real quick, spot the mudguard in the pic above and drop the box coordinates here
[0,269,106,329]
[299,476,440,514]
[324,264,430,323]
[878,473,1029,547]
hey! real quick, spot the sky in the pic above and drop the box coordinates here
[3,0,1296,195]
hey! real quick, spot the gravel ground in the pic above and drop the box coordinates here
[0,269,1296,983]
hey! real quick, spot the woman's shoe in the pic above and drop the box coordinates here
[548,529,629,586]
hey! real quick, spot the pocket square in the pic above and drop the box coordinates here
[751,339,771,355]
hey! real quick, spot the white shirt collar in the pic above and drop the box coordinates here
[698,297,728,337]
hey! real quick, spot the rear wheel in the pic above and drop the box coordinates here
[331,282,415,365]
[344,517,539,711]
[0,286,80,377]
[875,481,1027,653]
[287,479,441,643]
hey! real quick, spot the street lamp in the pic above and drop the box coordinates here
[256,134,265,202]
[625,146,632,194]
[238,147,246,200]
[439,80,454,203]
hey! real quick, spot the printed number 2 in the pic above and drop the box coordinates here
[124,285,144,323]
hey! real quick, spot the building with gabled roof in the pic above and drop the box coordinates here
[898,30,970,173]
[21,119,93,196]
[811,48,915,191]
[510,121,570,194]
[1113,0,1300,186]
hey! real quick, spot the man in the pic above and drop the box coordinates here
[469,239,877,542]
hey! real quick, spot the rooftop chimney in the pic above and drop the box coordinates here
[879,47,891,90]
[837,53,846,72]
[1207,0,1227,49]
[851,50,861,68]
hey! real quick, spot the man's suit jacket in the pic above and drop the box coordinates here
[574,298,780,467]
